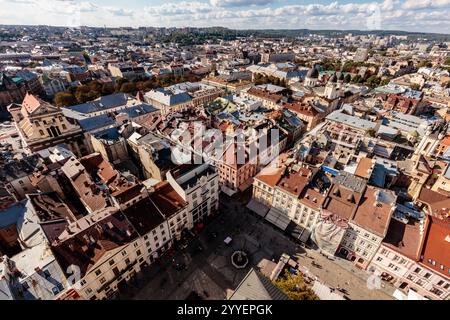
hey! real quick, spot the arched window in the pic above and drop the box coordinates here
[39,130,45,136]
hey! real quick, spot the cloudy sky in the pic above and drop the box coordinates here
[0,0,449,33]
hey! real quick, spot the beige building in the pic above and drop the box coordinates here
[167,164,219,227]
[8,94,87,156]
[336,186,396,270]
[90,128,129,164]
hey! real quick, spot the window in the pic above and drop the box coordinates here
[85,288,93,295]
[22,282,29,290]
[133,242,139,247]
[121,250,127,256]
[424,272,431,279]
[376,257,383,262]
[62,124,67,130]
[144,235,148,240]
[52,287,60,295]
[430,287,443,296]
[136,250,142,256]
[39,130,45,136]
[80,280,86,286]
[146,241,150,247]
[109,259,115,266]
[414,267,421,273]
[437,280,444,286]
[95,269,101,276]
[99,277,106,284]
[125,258,131,265]
[43,270,51,278]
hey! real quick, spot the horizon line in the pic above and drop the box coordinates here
[1,24,450,37]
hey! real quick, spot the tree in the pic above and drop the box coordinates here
[344,74,352,83]
[54,92,77,107]
[351,75,362,84]
[366,75,381,87]
[120,82,136,93]
[101,83,114,95]
[273,272,319,300]
[410,83,421,91]
[417,60,432,68]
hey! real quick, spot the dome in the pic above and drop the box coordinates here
[328,73,338,83]
[306,67,319,79]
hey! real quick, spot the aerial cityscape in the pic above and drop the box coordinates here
[0,0,449,305]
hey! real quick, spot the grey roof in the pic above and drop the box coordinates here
[326,110,377,131]
[230,268,290,300]
[306,67,319,79]
[0,202,25,228]
[68,93,129,114]
[145,88,192,106]
[78,114,116,132]
[93,127,121,142]
[333,171,367,193]
[119,103,158,118]
[0,155,43,183]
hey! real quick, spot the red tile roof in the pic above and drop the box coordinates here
[382,217,426,261]
[420,216,450,277]
[351,186,395,237]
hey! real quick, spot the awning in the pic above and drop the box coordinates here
[286,221,311,243]
[246,199,270,218]
[221,185,237,197]
[265,208,291,231]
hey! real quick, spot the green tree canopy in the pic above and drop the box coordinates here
[54,92,77,107]
[273,272,319,300]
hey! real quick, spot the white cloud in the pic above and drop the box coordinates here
[0,0,449,33]
[210,0,274,7]
[144,1,213,16]
[402,0,450,10]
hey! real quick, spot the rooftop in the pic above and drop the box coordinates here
[383,218,424,261]
[122,197,166,236]
[420,216,450,277]
[351,186,396,237]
